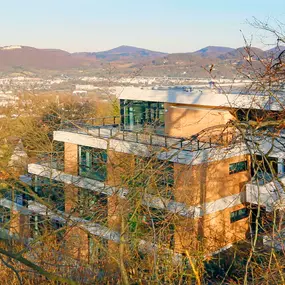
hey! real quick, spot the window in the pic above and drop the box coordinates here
[157,161,174,189]
[0,206,10,229]
[77,188,107,222]
[132,157,174,199]
[30,214,45,237]
[33,176,65,211]
[120,100,165,134]
[253,155,278,175]
[230,208,249,223]
[129,206,175,248]
[78,146,107,181]
[0,179,31,207]
[88,234,107,264]
[30,215,65,240]
[52,141,64,170]
[229,161,247,174]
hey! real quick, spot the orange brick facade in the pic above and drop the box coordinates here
[164,103,236,138]
[59,143,251,257]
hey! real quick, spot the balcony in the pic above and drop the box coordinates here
[28,163,202,218]
[35,155,64,171]
[59,116,218,153]
[246,174,285,211]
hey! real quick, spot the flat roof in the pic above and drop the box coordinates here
[117,87,284,111]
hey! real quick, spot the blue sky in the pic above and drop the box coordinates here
[1,0,284,52]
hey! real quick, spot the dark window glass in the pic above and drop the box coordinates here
[120,100,165,134]
[77,188,108,223]
[78,146,107,181]
[30,215,65,240]
[251,155,278,182]
[254,155,278,174]
[0,206,10,229]
[229,161,247,174]
[88,234,108,263]
[30,215,45,237]
[52,141,64,170]
[230,208,249,223]
[33,176,65,211]
[132,157,174,199]
[129,206,174,248]
[0,180,31,207]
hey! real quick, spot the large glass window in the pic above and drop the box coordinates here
[132,157,174,199]
[30,214,65,240]
[77,188,108,223]
[33,176,65,211]
[88,234,108,264]
[120,100,165,133]
[129,206,174,248]
[78,146,107,181]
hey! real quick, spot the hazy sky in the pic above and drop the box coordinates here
[1,0,284,53]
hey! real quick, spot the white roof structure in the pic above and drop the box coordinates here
[117,86,285,111]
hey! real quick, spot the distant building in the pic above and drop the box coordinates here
[72,90,88,96]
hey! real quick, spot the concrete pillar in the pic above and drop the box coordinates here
[65,226,89,262]
[106,150,135,187]
[9,210,21,235]
[64,142,78,175]
[64,185,79,214]
[106,150,134,266]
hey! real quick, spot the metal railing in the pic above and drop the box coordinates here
[59,116,221,152]
[62,116,121,128]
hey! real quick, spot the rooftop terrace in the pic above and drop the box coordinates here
[60,117,218,152]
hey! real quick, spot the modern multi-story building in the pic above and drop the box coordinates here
[1,86,285,264]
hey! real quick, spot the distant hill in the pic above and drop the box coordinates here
[74,45,167,62]
[143,46,269,78]
[218,47,266,60]
[266,46,285,57]
[0,46,97,71]
[193,46,234,58]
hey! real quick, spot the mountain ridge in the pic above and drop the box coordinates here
[0,44,283,77]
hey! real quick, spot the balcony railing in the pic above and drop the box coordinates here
[59,116,235,152]
[62,116,120,129]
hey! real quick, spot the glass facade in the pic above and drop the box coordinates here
[120,100,165,134]
[88,234,108,264]
[129,206,174,248]
[132,157,174,199]
[251,155,278,181]
[257,155,278,173]
[77,188,108,222]
[33,176,65,211]
[30,214,65,240]
[78,146,107,181]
